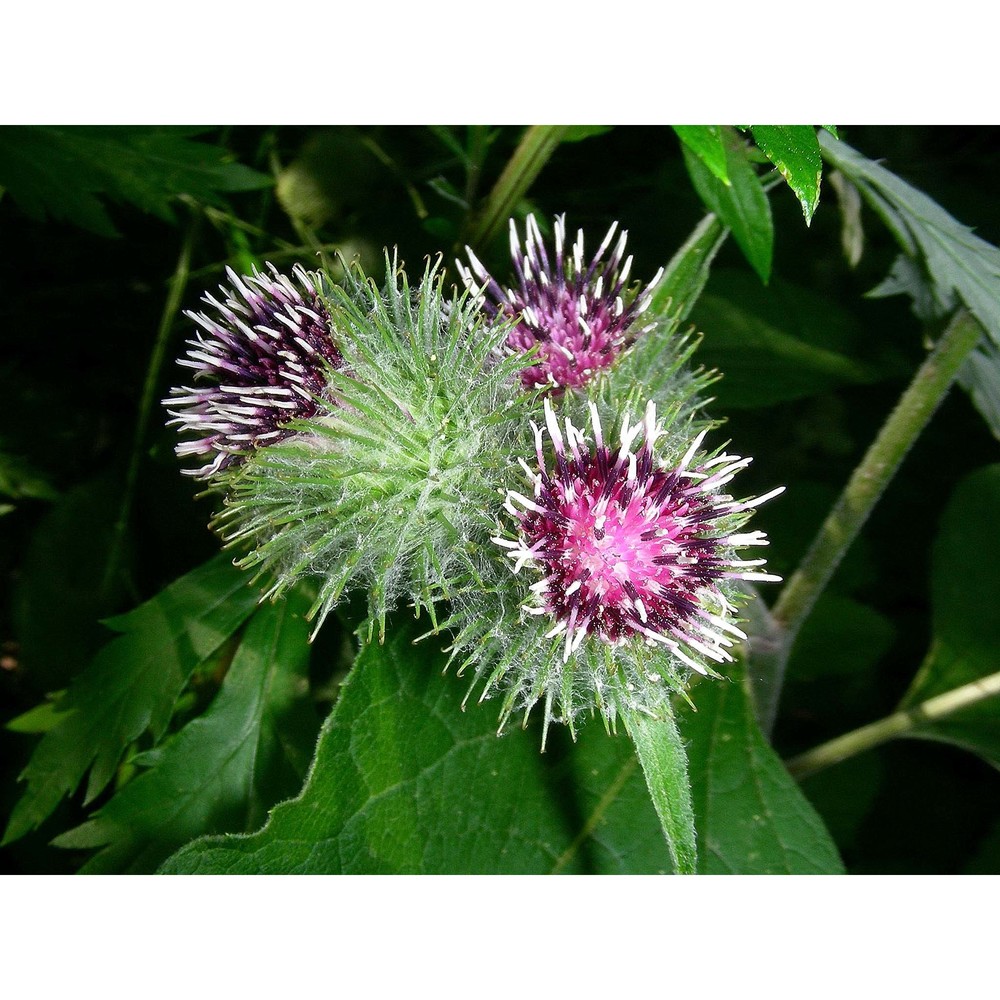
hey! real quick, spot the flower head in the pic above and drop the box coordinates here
[459,214,662,392]
[165,263,341,479]
[494,398,784,678]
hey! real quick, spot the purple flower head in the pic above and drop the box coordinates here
[494,399,784,671]
[165,263,341,479]
[459,214,663,392]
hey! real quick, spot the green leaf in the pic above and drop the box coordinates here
[648,211,729,324]
[2,555,260,846]
[819,132,1000,350]
[673,126,730,186]
[681,664,845,874]
[788,595,896,682]
[959,343,1000,440]
[689,271,884,408]
[11,476,133,692]
[0,447,58,501]
[556,665,844,875]
[899,465,1000,768]
[54,591,318,873]
[750,125,823,224]
[6,696,67,734]
[554,727,670,873]
[682,130,774,283]
[0,126,272,237]
[159,621,574,874]
[621,705,697,874]
[561,126,614,143]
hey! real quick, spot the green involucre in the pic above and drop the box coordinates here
[214,257,533,639]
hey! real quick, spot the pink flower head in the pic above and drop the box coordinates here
[494,399,784,672]
[459,215,662,392]
[165,263,341,479]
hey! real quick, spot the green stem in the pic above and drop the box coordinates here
[620,703,698,875]
[466,125,569,248]
[101,216,200,600]
[786,668,1000,780]
[770,309,983,644]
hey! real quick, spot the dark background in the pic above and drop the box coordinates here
[2,125,998,873]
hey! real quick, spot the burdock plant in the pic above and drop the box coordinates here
[162,216,784,874]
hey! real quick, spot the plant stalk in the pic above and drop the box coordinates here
[771,308,983,642]
[466,126,569,248]
[786,668,1000,780]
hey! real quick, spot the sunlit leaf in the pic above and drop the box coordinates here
[673,126,730,186]
[750,125,823,224]
[54,591,317,873]
[160,621,573,874]
[682,130,773,283]
[2,555,260,846]
[0,126,271,237]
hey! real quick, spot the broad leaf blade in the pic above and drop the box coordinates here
[899,465,1000,768]
[160,622,573,874]
[55,591,318,873]
[682,131,773,283]
[750,125,823,224]
[558,666,844,875]
[0,126,271,237]
[673,126,730,186]
[3,555,260,846]
[682,665,845,874]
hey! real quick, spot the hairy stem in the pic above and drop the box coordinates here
[786,668,1000,780]
[756,309,984,728]
[621,704,698,875]
[466,126,569,248]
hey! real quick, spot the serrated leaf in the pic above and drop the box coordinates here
[819,132,1000,350]
[55,591,317,873]
[898,466,1000,768]
[959,343,1000,440]
[673,126,730,186]
[750,125,823,224]
[159,621,574,874]
[682,131,773,283]
[0,126,271,237]
[6,696,67,734]
[681,664,845,874]
[690,271,884,408]
[2,555,260,846]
